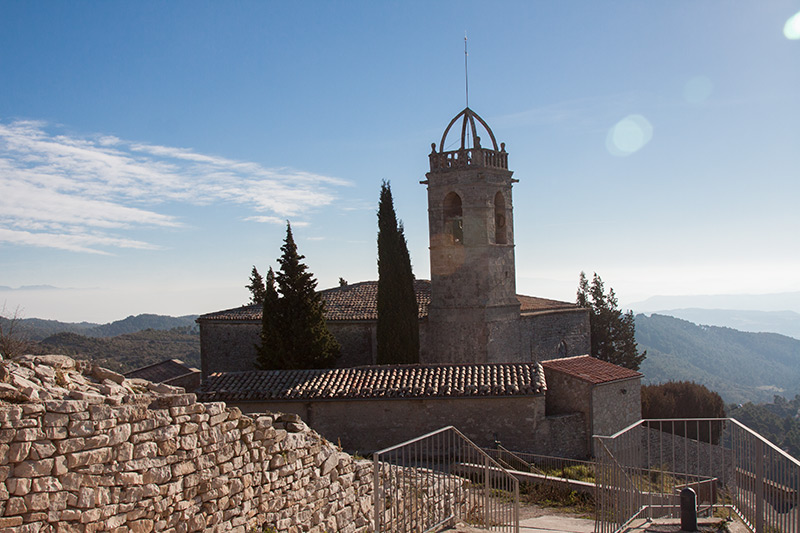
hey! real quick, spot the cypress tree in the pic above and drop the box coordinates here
[377,181,420,364]
[256,223,340,369]
[577,271,646,370]
[255,268,281,369]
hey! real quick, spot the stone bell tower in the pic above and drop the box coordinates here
[421,107,521,364]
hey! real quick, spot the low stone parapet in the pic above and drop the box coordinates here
[0,354,373,532]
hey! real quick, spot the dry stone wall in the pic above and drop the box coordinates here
[0,354,373,533]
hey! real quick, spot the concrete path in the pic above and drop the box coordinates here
[449,514,595,533]
[518,514,595,532]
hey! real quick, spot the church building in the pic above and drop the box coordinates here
[196,107,641,457]
[198,107,590,374]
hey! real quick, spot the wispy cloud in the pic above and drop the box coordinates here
[243,216,309,227]
[0,119,349,253]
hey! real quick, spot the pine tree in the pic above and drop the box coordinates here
[377,181,420,364]
[245,266,267,305]
[577,271,646,370]
[255,223,340,369]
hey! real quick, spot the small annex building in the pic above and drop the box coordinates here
[542,355,642,452]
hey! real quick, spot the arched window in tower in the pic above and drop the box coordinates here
[494,191,507,244]
[443,192,463,244]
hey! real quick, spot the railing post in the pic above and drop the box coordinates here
[485,453,490,528]
[514,479,520,533]
[755,438,764,533]
[373,453,380,533]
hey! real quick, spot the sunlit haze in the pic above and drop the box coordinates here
[1,1,799,322]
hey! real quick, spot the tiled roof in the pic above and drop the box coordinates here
[197,279,579,322]
[318,280,430,321]
[196,362,546,402]
[124,359,200,383]
[541,355,641,385]
[517,295,582,313]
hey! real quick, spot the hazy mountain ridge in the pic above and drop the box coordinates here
[7,313,199,341]
[630,291,800,313]
[651,308,800,340]
[635,313,800,404]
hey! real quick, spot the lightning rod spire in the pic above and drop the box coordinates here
[464,32,469,109]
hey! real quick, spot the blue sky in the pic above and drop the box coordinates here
[1,1,799,322]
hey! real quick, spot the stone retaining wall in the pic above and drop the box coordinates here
[0,355,373,533]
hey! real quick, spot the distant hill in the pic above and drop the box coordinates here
[630,292,800,313]
[635,314,800,404]
[10,318,98,340]
[82,314,198,337]
[7,313,199,341]
[653,309,800,340]
[30,328,200,373]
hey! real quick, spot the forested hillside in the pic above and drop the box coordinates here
[28,327,200,373]
[729,396,800,460]
[635,314,800,404]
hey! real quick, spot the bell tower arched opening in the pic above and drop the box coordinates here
[443,192,463,244]
[494,191,507,244]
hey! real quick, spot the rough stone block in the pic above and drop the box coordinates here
[44,401,88,414]
[67,447,112,469]
[44,427,68,440]
[90,365,125,385]
[5,496,27,515]
[67,420,95,438]
[30,441,56,460]
[8,441,32,462]
[13,458,53,478]
[13,428,46,442]
[107,424,132,446]
[0,516,24,528]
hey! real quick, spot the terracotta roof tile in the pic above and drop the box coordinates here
[196,362,546,402]
[197,280,578,322]
[541,355,641,385]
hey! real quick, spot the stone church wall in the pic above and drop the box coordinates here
[201,319,431,374]
[199,322,260,377]
[327,322,375,367]
[232,395,588,458]
[520,309,590,362]
[0,356,373,533]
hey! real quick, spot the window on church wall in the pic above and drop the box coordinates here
[558,340,569,357]
[443,192,463,244]
[494,191,507,244]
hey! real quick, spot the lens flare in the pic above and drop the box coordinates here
[684,76,713,104]
[606,114,653,157]
[785,10,800,39]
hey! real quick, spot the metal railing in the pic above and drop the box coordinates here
[595,418,800,533]
[373,426,520,532]
[483,447,596,480]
